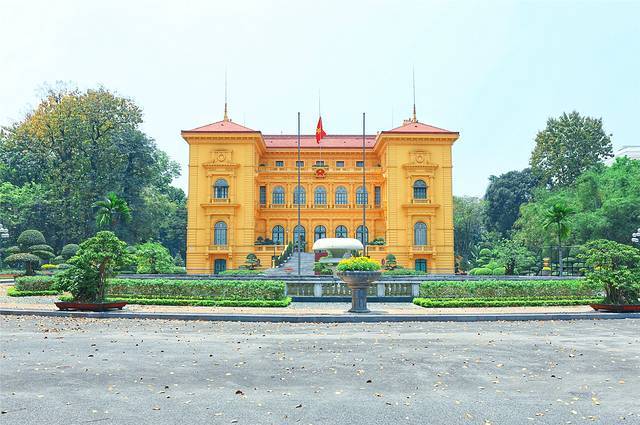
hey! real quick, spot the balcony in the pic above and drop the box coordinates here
[208,245,231,254]
[211,197,231,204]
[410,245,434,255]
[411,198,431,204]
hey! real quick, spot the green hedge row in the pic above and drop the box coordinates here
[106,278,286,301]
[218,269,265,276]
[7,286,62,297]
[382,269,427,276]
[419,280,600,299]
[413,297,603,308]
[58,294,292,307]
[14,275,56,291]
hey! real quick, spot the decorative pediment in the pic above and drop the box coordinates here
[410,150,431,165]
[202,150,239,170]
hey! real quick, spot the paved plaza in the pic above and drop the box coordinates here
[1,316,638,424]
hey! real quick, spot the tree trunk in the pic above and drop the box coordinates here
[557,224,563,277]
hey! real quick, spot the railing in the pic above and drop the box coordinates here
[411,245,434,254]
[262,203,379,209]
[208,245,230,252]
[411,198,431,204]
[286,280,420,298]
[211,198,231,204]
[253,244,286,253]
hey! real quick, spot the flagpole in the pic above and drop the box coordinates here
[362,112,367,257]
[297,112,301,277]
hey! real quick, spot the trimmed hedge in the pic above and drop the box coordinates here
[57,294,292,307]
[106,278,286,301]
[413,297,602,308]
[218,269,264,276]
[15,275,56,291]
[382,269,427,276]
[7,286,62,297]
[419,280,600,299]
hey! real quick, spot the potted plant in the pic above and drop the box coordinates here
[54,231,130,311]
[578,239,640,312]
[336,256,382,313]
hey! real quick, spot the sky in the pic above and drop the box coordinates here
[1,0,638,197]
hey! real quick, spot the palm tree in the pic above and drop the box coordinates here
[93,192,132,230]
[542,203,575,276]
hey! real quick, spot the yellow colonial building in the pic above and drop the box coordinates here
[181,109,459,274]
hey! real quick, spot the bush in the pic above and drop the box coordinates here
[58,294,291,307]
[419,280,600,299]
[55,231,129,302]
[8,286,62,297]
[218,269,263,276]
[579,239,640,305]
[106,278,286,301]
[244,253,261,270]
[469,267,493,276]
[41,264,59,270]
[17,230,46,249]
[413,297,602,308]
[135,242,174,274]
[60,244,80,260]
[15,275,56,291]
[492,267,506,276]
[336,257,381,272]
[384,254,397,270]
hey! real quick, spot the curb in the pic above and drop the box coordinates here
[0,308,638,323]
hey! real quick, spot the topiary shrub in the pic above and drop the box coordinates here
[5,230,54,275]
[60,244,80,260]
[492,267,506,275]
[384,254,398,270]
[245,253,261,270]
[17,230,46,250]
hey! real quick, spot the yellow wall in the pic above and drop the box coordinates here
[182,123,458,274]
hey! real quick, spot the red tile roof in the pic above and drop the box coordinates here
[263,135,377,149]
[182,119,257,133]
[383,121,457,134]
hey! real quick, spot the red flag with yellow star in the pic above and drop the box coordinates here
[315,116,327,143]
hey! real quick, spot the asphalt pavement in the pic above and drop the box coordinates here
[1,316,638,424]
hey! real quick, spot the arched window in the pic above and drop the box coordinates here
[356,186,368,205]
[293,225,306,243]
[314,186,327,205]
[314,225,327,241]
[335,225,348,238]
[413,180,427,199]
[294,185,306,205]
[356,225,368,244]
[414,222,427,246]
[272,186,285,205]
[335,186,348,205]
[214,221,227,246]
[213,179,229,199]
[272,225,284,244]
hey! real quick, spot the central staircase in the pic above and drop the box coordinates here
[266,252,315,276]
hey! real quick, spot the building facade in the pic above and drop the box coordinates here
[181,112,459,274]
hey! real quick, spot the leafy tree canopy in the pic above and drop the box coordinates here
[515,157,640,250]
[530,111,613,188]
[484,168,539,235]
[0,85,185,256]
[453,196,486,270]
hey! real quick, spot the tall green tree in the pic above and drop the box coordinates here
[453,196,486,270]
[542,203,575,276]
[530,111,613,188]
[484,168,539,235]
[0,85,182,250]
